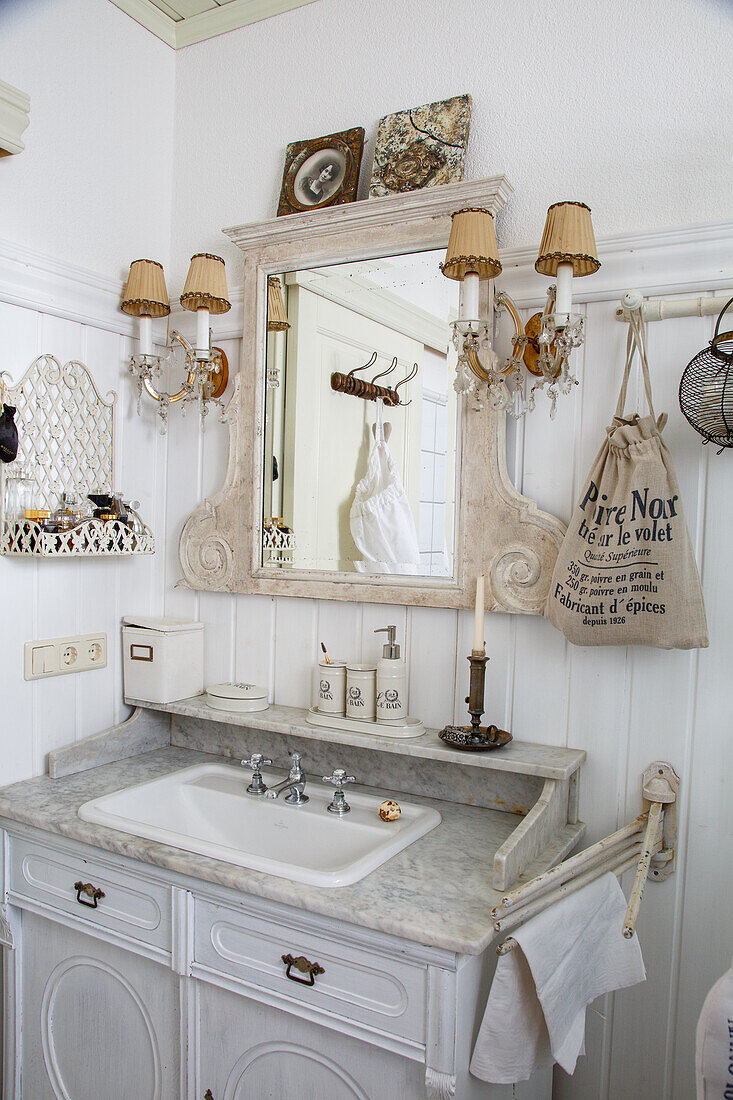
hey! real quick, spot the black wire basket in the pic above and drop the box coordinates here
[679,296,733,453]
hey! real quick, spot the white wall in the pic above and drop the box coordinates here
[0,250,168,783]
[165,20,733,1090]
[0,1,731,1097]
[162,220,733,1100]
[169,0,731,283]
[0,0,176,780]
[0,0,176,279]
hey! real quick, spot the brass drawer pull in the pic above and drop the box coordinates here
[281,953,325,986]
[204,1091,214,1100]
[74,880,105,909]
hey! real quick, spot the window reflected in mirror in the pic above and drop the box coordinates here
[262,250,460,578]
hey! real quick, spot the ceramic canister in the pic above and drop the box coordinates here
[346,663,377,720]
[317,660,346,714]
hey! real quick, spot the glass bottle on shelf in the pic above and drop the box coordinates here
[3,464,36,525]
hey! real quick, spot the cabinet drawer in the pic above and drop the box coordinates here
[9,836,171,952]
[193,898,427,1044]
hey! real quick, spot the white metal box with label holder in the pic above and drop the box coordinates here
[122,616,204,704]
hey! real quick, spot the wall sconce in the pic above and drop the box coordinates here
[441,201,600,419]
[122,253,231,432]
[440,207,504,404]
[266,276,290,390]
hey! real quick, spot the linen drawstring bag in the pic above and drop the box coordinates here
[544,312,708,649]
[695,955,733,1099]
[350,399,421,574]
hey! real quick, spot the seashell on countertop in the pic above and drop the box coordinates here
[378,799,401,822]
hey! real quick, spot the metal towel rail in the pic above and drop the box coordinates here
[495,761,679,953]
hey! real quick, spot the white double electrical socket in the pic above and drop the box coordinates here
[24,633,107,680]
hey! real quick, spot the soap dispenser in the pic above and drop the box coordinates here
[374,625,407,722]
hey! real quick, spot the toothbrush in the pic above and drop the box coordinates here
[320,642,331,665]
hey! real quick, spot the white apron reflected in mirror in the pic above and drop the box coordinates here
[350,399,421,575]
[262,250,458,578]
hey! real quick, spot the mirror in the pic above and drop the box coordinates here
[262,250,460,577]
[180,176,566,613]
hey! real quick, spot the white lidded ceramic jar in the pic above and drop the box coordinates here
[205,682,269,713]
[346,663,377,720]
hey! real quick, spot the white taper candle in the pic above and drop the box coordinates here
[473,574,485,653]
[139,314,153,357]
[195,307,210,359]
[460,273,480,321]
[554,262,574,326]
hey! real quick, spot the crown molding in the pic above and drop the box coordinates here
[175,0,320,46]
[285,269,451,352]
[0,78,30,157]
[109,0,320,48]
[224,176,514,250]
[0,237,136,336]
[109,0,177,46]
[0,219,730,345]
[498,219,733,308]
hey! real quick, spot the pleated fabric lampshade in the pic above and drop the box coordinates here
[180,253,231,314]
[267,277,290,331]
[441,208,502,281]
[121,259,170,318]
[535,202,601,277]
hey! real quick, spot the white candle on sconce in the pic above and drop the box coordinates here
[554,261,574,326]
[460,273,480,321]
[139,314,153,357]
[473,574,485,654]
[195,307,210,360]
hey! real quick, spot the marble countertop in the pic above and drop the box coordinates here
[127,695,585,781]
[0,746,578,956]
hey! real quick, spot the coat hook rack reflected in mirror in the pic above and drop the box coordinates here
[330,352,419,408]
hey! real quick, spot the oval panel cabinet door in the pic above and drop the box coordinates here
[42,958,161,1098]
[225,1042,370,1100]
[197,981,424,1100]
[20,912,179,1099]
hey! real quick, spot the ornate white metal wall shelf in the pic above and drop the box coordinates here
[0,355,154,558]
[262,520,295,565]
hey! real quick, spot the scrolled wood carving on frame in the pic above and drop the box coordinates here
[178,177,566,613]
[178,376,243,592]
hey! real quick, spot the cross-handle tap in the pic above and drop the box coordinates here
[265,752,309,805]
[241,752,273,796]
[322,768,356,815]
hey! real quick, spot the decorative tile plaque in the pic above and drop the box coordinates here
[369,95,472,199]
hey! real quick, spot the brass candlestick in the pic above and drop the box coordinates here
[439,649,512,752]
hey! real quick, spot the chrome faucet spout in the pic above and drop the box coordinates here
[265,752,309,805]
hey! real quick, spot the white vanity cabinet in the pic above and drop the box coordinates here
[18,913,180,1099]
[194,982,425,1099]
[0,825,551,1100]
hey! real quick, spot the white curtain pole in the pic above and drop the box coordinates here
[615,291,732,323]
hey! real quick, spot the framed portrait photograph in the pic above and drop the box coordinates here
[277,128,365,216]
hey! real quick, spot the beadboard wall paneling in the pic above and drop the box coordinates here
[163,238,732,1100]
[1,231,731,1099]
[0,269,167,781]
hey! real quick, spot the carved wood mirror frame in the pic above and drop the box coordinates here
[179,176,566,612]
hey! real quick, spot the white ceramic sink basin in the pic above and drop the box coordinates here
[78,763,441,888]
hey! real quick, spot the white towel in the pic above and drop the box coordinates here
[350,399,421,575]
[470,872,646,1084]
